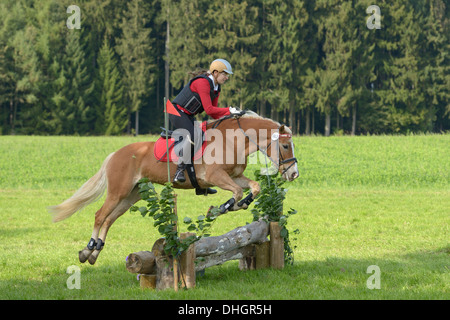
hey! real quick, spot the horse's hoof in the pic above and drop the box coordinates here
[88,252,99,265]
[79,249,92,263]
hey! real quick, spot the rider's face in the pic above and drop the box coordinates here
[215,71,230,85]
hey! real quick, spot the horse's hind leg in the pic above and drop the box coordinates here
[87,187,141,265]
[79,195,122,264]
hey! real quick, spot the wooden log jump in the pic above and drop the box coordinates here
[126,219,284,290]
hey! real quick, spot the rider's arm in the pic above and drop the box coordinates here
[190,78,231,119]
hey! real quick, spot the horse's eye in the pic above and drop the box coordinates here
[282,145,289,150]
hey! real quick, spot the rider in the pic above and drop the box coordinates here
[169,58,241,190]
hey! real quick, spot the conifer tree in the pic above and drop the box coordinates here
[167,0,209,90]
[265,0,311,132]
[51,29,95,135]
[0,0,448,135]
[96,37,126,135]
[201,0,260,109]
[116,0,155,135]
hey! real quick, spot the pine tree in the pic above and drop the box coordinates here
[96,37,126,135]
[167,0,209,90]
[116,0,155,135]
[10,26,43,134]
[51,29,95,135]
[0,0,49,134]
[22,0,67,134]
[0,0,448,135]
[264,0,311,133]
[336,0,376,135]
[375,0,440,133]
[314,0,345,136]
[200,0,260,109]
[421,0,449,132]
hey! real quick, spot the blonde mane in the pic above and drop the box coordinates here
[208,110,283,129]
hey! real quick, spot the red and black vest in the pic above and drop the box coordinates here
[172,75,221,115]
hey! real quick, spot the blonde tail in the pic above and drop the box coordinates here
[48,152,115,222]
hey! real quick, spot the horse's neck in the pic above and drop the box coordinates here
[233,118,278,155]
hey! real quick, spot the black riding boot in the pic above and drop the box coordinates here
[173,162,186,183]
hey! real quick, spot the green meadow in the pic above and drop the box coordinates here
[0,134,448,299]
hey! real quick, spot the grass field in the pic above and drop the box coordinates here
[0,134,448,300]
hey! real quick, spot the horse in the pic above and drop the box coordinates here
[48,111,299,265]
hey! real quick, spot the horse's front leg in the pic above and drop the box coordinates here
[232,175,260,210]
[203,167,244,215]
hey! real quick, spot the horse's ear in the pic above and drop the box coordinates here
[279,125,286,133]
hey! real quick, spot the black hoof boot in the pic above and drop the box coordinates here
[219,198,236,214]
[173,163,186,183]
[238,192,254,207]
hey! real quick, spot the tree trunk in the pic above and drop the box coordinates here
[196,246,253,271]
[260,99,266,118]
[126,251,155,274]
[135,109,139,136]
[325,113,331,137]
[271,107,278,122]
[194,219,269,257]
[289,103,295,134]
[352,105,356,136]
[305,108,311,135]
[336,111,340,131]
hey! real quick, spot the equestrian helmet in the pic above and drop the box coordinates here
[209,59,233,75]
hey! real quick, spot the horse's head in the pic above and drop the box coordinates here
[271,125,299,181]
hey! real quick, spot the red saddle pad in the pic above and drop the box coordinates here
[154,122,207,162]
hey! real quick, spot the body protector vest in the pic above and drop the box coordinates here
[172,75,221,115]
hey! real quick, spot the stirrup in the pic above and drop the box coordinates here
[173,165,186,183]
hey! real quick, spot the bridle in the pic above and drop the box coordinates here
[265,133,298,176]
[234,118,298,176]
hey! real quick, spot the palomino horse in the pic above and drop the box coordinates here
[49,112,299,265]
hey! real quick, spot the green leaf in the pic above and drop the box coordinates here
[183,217,192,224]
[138,207,148,216]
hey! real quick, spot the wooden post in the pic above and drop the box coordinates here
[126,251,156,274]
[140,274,156,289]
[269,222,284,269]
[238,245,256,271]
[180,232,196,289]
[156,256,174,290]
[255,241,270,269]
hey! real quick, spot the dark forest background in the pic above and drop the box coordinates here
[0,0,448,136]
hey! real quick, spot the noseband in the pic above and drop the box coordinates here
[265,133,298,176]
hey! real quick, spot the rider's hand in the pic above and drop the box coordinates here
[229,106,241,115]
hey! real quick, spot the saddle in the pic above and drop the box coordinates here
[153,121,207,162]
[154,122,209,194]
